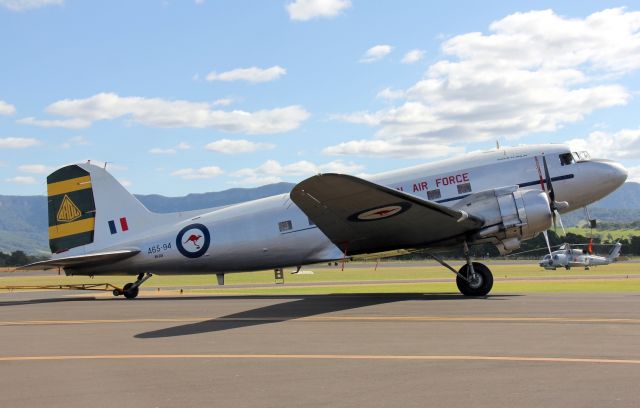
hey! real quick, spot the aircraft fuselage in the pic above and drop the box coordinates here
[68,144,627,276]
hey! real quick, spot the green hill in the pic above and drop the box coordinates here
[0,183,294,254]
[1,181,639,255]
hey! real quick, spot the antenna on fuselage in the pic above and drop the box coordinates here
[496,140,500,150]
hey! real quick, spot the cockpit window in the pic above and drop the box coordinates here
[559,153,574,166]
[572,151,591,162]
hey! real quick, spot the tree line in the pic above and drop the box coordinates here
[0,251,48,267]
[396,231,640,260]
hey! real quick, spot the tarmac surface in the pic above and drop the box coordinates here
[1,290,639,407]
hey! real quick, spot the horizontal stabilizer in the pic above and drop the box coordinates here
[17,249,140,271]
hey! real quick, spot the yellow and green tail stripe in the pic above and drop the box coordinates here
[47,165,96,253]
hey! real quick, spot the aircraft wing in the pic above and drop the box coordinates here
[290,174,484,255]
[17,249,140,271]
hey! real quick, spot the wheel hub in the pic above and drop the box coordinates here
[468,272,483,289]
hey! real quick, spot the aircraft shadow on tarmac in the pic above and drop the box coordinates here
[134,293,516,339]
[0,296,98,307]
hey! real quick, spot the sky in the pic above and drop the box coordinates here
[1,0,640,196]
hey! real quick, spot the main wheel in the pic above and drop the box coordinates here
[123,282,139,300]
[456,262,493,296]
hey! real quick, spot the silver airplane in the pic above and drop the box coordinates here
[539,242,622,270]
[21,144,627,298]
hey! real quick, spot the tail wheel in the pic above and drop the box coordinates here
[456,262,493,296]
[123,282,139,300]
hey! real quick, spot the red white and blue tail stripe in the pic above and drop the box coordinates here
[108,217,129,234]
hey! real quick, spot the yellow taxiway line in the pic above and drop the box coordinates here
[1,354,640,365]
[2,315,640,326]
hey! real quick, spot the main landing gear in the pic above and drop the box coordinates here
[112,273,153,299]
[429,242,494,297]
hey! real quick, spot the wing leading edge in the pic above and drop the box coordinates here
[290,174,484,255]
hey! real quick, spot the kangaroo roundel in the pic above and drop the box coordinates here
[348,202,412,222]
[176,223,211,258]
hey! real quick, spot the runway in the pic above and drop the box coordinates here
[1,291,639,407]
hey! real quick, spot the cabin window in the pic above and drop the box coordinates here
[559,153,574,166]
[457,182,472,194]
[427,189,441,200]
[278,220,292,232]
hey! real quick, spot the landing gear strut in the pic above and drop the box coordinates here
[428,242,494,297]
[113,273,153,299]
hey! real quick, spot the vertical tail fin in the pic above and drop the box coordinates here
[47,163,155,254]
[47,165,96,253]
[608,242,622,261]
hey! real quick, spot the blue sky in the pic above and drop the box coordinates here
[1,0,640,196]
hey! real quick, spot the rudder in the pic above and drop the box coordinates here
[47,165,96,253]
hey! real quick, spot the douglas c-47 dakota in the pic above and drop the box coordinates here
[21,144,627,299]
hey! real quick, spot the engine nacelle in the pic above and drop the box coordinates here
[454,186,552,254]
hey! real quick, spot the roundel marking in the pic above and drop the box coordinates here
[347,202,412,222]
[176,223,211,258]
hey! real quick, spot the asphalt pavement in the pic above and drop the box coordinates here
[1,290,639,407]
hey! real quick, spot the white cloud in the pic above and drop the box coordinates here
[205,139,274,154]
[323,139,465,158]
[0,137,40,148]
[61,136,90,149]
[626,166,640,183]
[376,87,405,100]
[565,128,640,160]
[149,147,176,155]
[0,0,62,11]
[35,92,308,134]
[5,176,36,184]
[206,66,286,83]
[444,8,640,74]
[212,98,233,106]
[194,0,204,4]
[232,159,364,186]
[360,45,393,63]
[17,116,91,129]
[150,142,191,155]
[286,0,351,21]
[18,164,51,174]
[332,8,640,158]
[171,166,224,180]
[401,49,424,64]
[0,100,16,115]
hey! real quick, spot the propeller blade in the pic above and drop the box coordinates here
[542,230,553,257]
[554,209,566,236]
[542,155,555,204]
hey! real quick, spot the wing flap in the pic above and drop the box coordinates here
[17,249,140,271]
[290,174,483,255]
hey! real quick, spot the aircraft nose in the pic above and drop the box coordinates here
[604,160,628,190]
[590,160,627,200]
